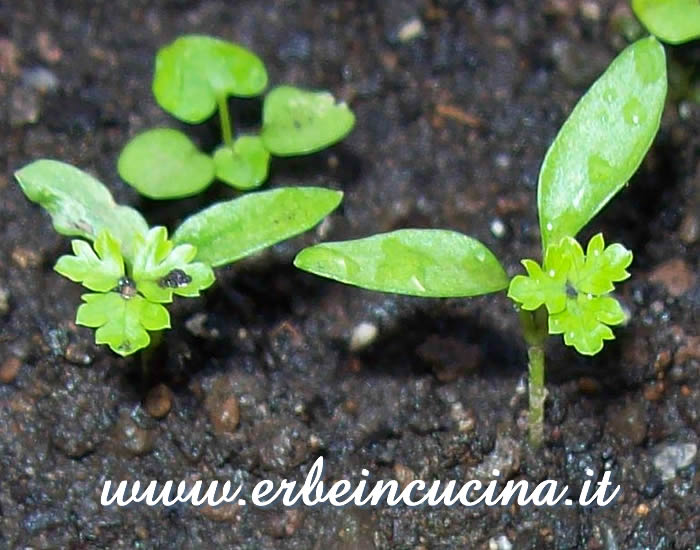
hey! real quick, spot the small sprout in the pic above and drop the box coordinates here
[631,0,700,44]
[118,34,355,197]
[295,37,667,447]
[15,160,343,357]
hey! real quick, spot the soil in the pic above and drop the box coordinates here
[1,1,698,549]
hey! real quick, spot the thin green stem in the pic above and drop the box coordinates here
[518,307,549,448]
[217,94,233,146]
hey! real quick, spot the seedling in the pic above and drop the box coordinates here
[294,37,667,446]
[631,0,700,44]
[15,159,342,356]
[118,35,355,198]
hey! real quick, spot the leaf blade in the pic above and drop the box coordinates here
[537,37,667,249]
[632,0,700,44]
[294,229,509,298]
[14,160,148,261]
[173,187,343,267]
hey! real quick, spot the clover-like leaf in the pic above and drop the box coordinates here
[632,0,700,44]
[548,294,626,355]
[14,160,148,262]
[568,233,632,294]
[153,35,268,123]
[131,226,215,303]
[295,229,509,298]
[213,135,270,190]
[118,128,215,199]
[261,86,355,156]
[76,293,171,356]
[538,37,666,249]
[55,231,125,292]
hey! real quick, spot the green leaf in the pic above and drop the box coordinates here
[507,258,568,314]
[548,294,626,355]
[118,128,215,199]
[632,0,700,44]
[261,86,355,156]
[14,160,148,261]
[538,37,667,249]
[76,293,170,356]
[568,233,632,294]
[55,231,125,292]
[173,187,343,267]
[131,226,215,303]
[294,229,509,298]
[153,35,268,123]
[213,135,270,190]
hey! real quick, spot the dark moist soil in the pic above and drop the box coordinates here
[1,1,698,548]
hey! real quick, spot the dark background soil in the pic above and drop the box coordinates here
[1,1,698,548]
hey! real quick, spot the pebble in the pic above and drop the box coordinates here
[22,66,59,93]
[0,284,9,314]
[489,535,513,550]
[144,384,173,419]
[0,357,22,384]
[206,393,240,434]
[469,436,520,481]
[652,442,697,481]
[64,343,92,366]
[648,258,696,297]
[397,18,425,42]
[198,502,240,523]
[111,413,157,457]
[9,85,41,127]
[349,322,378,352]
[11,246,42,268]
[679,212,698,244]
[393,463,416,489]
[0,37,20,76]
[490,218,507,238]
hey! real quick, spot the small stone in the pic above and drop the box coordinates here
[579,1,601,21]
[393,463,416,489]
[490,218,507,238]
[675,336,700,365]
[349,322,378,352]
[450,402,476,432]
[648,258,696,297]
[635,503,650,517]
[0,285,9,315]
[185,312,220,339]
[198,502,240,522]
[653,350,672,372]
[9,85,41,127]
[0,357,22,384]
[64,344,92,365]
[112,413,157,457]
[643,381,665,401]
[0,37,20,77]
[36,31,62,63]
[11,247,42,268]
[144,384,173,419]
[678,212,699,244]
[22,67,59,93]
[489,535,513,550]
[206,394,240,434]
[469,436,520,481]
[652,442,697,481]
[397,18,425,42]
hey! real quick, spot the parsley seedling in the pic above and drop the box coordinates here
[632,0,700,44]
[117,34,355,198]
[15,159,342,356]
[294,37,668,447]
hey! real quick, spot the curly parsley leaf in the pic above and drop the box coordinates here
[131,226,215,303]
[508,233,632,355]
[54,231,125,292]
[76,293,171,356]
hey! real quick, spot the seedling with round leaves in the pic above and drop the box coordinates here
[118,34,355,199]
[294,37,668,447]
[15,159,342,356]
[631,0,700,44]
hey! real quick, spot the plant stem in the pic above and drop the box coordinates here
[518,307,549,448]
[217,94,233,146]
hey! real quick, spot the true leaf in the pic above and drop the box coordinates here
[131,227,215,303]
[569,233,632,294]
[76,293,170,356]
[213,135,270,190]
[294,229,509,298]
[261,86,355,156]
[55,231,125,293]
[538,37,666,249]
[507,259,567,314]
[118,128,215,199]
[153,35,268,123]
[173,187,343,267]
[548,294,626,355]
[14,160,148,261]
[632,0,700,44]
